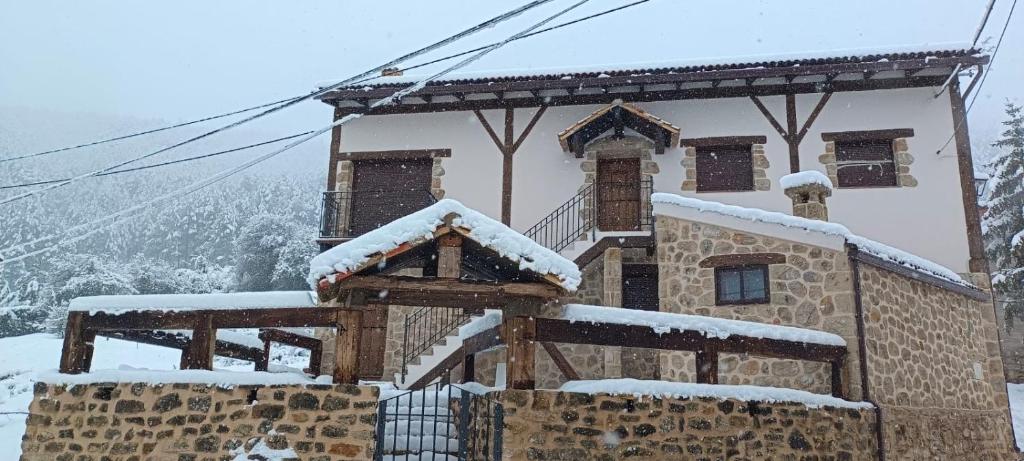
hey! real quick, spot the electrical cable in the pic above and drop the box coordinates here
[0,0,602,264]
[0,132,313,190]
[0,0,557,206]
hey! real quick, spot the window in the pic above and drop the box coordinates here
[715,265,769,305]
[834,139,897,188]
[696,145,753,192]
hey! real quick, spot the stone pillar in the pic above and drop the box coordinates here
[602,248,623,378]
[783,176,832,221]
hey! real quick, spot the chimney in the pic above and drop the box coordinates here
[781,171,833,221]
[381,67,403,77]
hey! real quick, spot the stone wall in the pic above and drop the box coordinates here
[21,382,379,461]
[655,215,863,397]
[858,264,1018,459]
[493,390,878,460]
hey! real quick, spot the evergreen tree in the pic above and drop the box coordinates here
[984,102,1024,324]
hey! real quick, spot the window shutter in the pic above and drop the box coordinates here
[696,145,754,192]
[835,140,897,188]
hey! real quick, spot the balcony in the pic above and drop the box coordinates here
[318,189,437,249]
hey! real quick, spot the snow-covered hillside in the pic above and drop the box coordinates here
[0,333,310,456]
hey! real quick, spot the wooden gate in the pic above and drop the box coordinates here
[359,305,389,380]
[596,158,641,231]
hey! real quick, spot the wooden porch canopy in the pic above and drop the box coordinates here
[557,102,680,157]
[474,308,846,398]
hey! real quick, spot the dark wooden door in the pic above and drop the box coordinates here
[596,158,641,231]
[622,265,659,311]
[349,159,433,235]
[358,305,389,380]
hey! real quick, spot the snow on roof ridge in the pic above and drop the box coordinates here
[68,291,317,314]
[321,41,974,89]
[307,199,581,291]
[651,193,970,287]
[563,304,845,346]
[780,170,833,191]
[560,379,874,410]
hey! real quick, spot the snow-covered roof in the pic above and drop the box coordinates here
[69,291,317,314]
[651,193,970,286]
[560,379,873,410]
[780,170,833,191]
[323,43,976,91]
[308,199,581,291]
[563,304,845,346]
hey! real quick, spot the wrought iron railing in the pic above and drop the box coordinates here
[523,177,654,254]
[319,189,438,239]
[401,306,472,384]
[375,382,503,461]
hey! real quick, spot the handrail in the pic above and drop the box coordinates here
[400,306,472,384]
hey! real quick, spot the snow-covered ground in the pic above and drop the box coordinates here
[0,332,311,456]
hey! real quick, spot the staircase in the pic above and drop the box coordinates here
[399,310,502,389]
[376,383,503,461]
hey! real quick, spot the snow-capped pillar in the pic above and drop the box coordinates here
[781,171,834,221]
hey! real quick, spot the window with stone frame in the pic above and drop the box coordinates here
[695,144,754,192]
[715,265,769,305]
[834,139,898,188]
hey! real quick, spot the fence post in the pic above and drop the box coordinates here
[182,314,215,370]
[458,390,471,459]
[334,309,363,384]
[59,311,89,374]
[373,400,386,461]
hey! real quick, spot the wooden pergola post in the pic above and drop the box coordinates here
[461,353,476,384]
[830,357,846,399]
[505,315,536,390]
[333,309,363,384]
[255,336,271,372]
[59,311,90,374]
[181,314,215,370]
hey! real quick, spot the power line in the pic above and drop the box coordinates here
[0,132,313,190]
[0,0,557,207]
[0,0,604,264]
[0,96,301,163]
[973,0,999,46]
[967,0,1018,113]
[934,0,1018,155]
[0,0,650,166]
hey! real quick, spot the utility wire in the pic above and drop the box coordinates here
[0,0,650,165]
[0,132,312,190]
[0,0,600,264]
[0,0,556,207]
[0,96,301,163]
[935,0,1018,155]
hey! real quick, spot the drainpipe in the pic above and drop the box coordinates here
[848,245,886,460]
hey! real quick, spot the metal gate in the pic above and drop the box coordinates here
[375,383,503,461]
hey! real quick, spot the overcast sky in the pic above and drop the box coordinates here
[1,0,1021,165]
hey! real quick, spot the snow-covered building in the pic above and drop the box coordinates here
[23,46,1019,460]
[303,45,1017,459]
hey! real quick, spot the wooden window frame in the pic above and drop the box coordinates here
[714,264,770,305]
[694,144,755,192]
[833,139,899,188]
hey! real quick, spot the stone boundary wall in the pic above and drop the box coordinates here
[492,390,878,460]
[858,264,1018,459]
[21,382,379,461]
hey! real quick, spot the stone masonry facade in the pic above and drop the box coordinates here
[655,215,863,397]
[493,390,878,460]
[858,264,1018,459]
[21,382,379,461]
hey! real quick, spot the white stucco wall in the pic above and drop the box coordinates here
[334,87,972,273]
